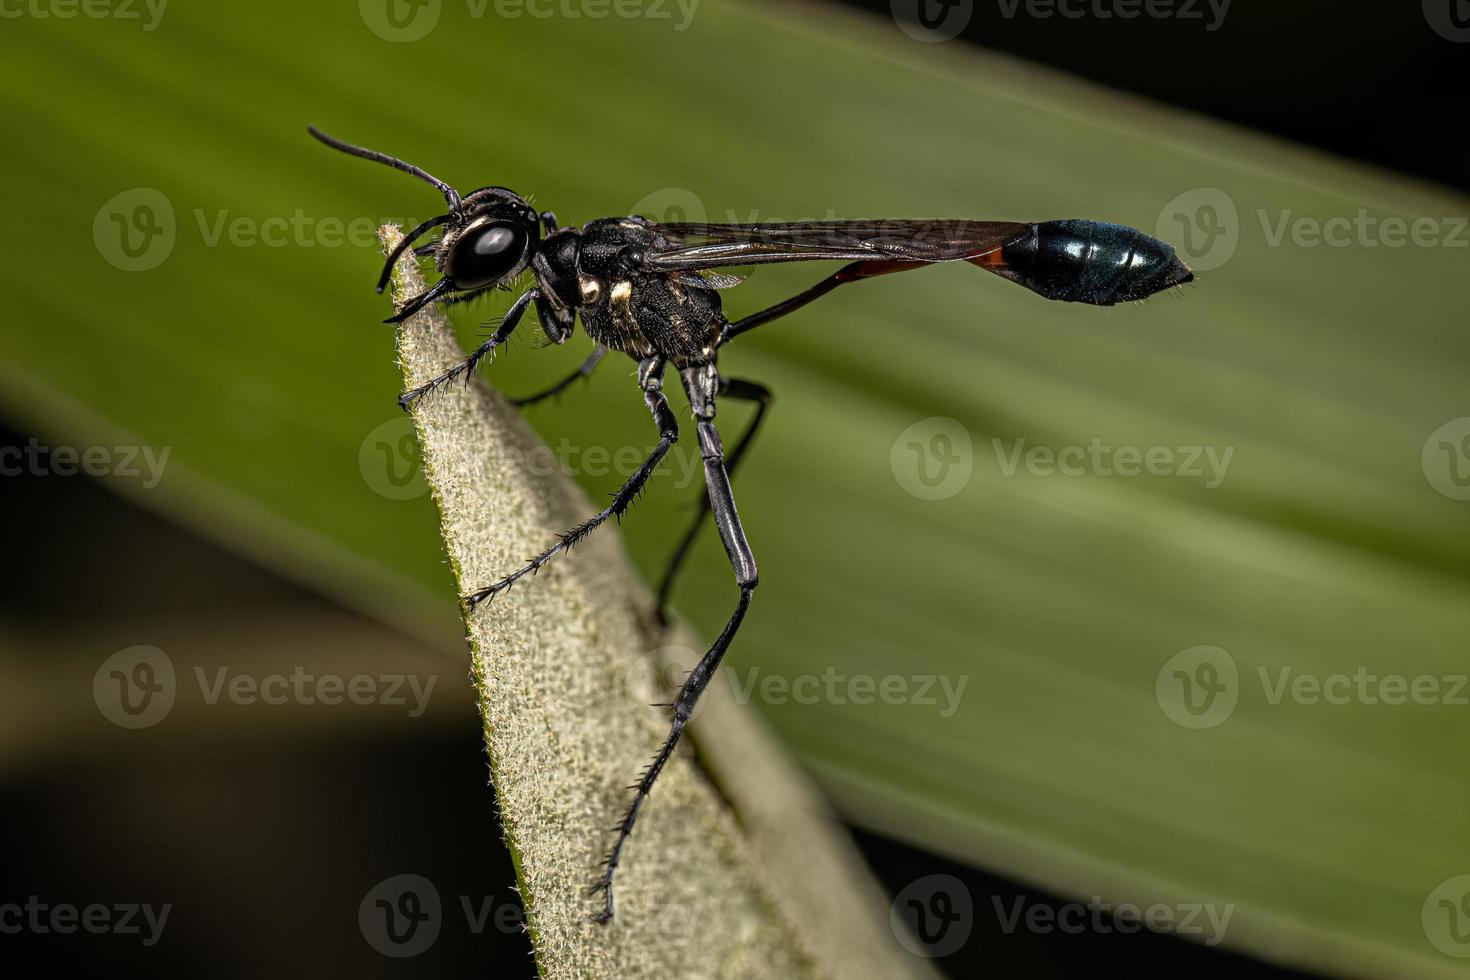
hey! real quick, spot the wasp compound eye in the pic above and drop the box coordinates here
[447,220,529,289]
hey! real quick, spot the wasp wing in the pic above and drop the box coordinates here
[668,269,749,290]
[640,219,1032,272]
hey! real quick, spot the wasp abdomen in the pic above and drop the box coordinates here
[994,219,1193,306]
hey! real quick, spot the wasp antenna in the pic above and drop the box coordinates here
[307,125,462,211]
[375,213,454,293]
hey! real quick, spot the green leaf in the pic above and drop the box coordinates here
[380,224,928,978]
[4,2,1467,976]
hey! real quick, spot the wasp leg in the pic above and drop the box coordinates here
[386,276,455,324]
[593,403,758,923]
[398,287,539,408]
[654,377,771,625]
[510,345,609,408]
[463,357,676,608]
[719,259,921,345]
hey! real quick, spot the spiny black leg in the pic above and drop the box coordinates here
[463,357,676,609]
[654,377,772,625]
[510,345,609,408]
[399,288,539,408]
[593,369,759,922]
[593,584,753,923]
[386,276,453,324]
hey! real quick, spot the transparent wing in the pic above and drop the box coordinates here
[669,269,749,290]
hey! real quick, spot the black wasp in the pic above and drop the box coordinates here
[309,126,1194,922]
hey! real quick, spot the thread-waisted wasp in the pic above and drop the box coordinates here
[309,125,1194,922]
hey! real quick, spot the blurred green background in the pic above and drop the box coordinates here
[2,1,1468,976]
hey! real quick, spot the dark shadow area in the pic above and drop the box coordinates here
[842,0,1468,193]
